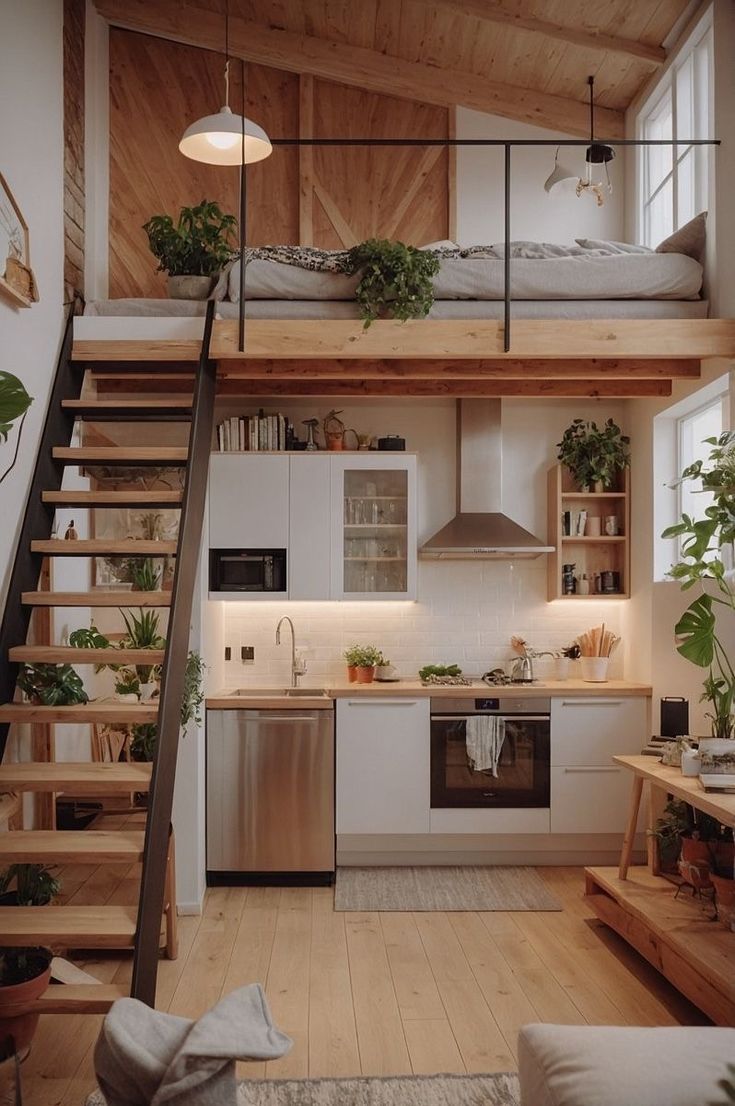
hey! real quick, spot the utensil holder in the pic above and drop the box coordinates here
[581,656,609,682]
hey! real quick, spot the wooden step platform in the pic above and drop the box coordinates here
[23,590,172,607]
[42,490,183,507]
[8,983,128,1016]
[62,399,192,419]
[10,645,166,665]
[0,703,159,724]
[0,905,137,947]
[0,761,151,793]
[30,540,178,556]
[585,865,735,1026]
[52,447,188,464]
[0,830,144,864]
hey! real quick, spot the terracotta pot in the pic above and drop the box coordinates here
[680,837,713,865]
[0,954,51,1055]
[167,274,213,300]
[346,665,358,683]
[355,666,376,684]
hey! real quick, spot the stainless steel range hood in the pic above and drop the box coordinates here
[420,400,555,560]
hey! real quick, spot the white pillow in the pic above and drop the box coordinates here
[576,237,652,254]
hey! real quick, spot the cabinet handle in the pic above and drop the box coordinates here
[560,700,624,707]
[562,766,621,773]
[239,715,319,724]
[346,699,419,707]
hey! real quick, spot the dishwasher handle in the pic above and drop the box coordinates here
[237,715,320,724]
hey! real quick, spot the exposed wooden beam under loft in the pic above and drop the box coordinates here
[94,0,624,139]
[216,379,672,398]
[217,358,700,380]
[426,0,666,68]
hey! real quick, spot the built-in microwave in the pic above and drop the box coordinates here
[210,549,287,593]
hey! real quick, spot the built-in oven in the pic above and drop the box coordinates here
[210,548,287,593]
[430,697,550,809]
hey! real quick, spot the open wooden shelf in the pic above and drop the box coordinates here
[547,464,630,601]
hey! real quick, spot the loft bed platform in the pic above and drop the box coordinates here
[72,316,735,398]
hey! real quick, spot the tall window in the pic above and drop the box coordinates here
[677,394,728,559]
[637,19,712,248]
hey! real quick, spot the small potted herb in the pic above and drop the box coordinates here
[352,645,382,684]
[557,418,630,491]
[143,200,237,299]
[344,645,362,683]
[0,947,53,1055]
[16,664,87,706]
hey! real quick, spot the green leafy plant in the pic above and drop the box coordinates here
[556,418,630,489]
[130,723,157,762]
[663,431,735,740]
[120,609,166,684]
[344,645,362,667]
[129,557,162,591]
[346,239,440,328]
[114,670,141,698]
[348,645,383,668]
[16,664,88,706]
[0,947,51,987]
[143,200,237,277]
[181,651,205,730]
[419,663,462,680]
[0,371,32,443]
[0,864,60,905]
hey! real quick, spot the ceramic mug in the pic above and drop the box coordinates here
[604,515,620,536]
[586,516,601,537]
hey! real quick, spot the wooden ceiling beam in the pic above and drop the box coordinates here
[216,379,672,399]
[217,358,699,381]
[94,0,624,138]
[425,0,666,68]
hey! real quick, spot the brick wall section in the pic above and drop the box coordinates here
[63,0,85,303]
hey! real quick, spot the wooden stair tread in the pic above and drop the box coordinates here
[10,646,166,665]
[52,446,188,462]
[0,905,137,946]
[0,830,145,863]
[42,491,183,506]
[0,703,159,724]
[23,590,172,607]
[0,761,151,793]
[8,983,128,1016]
[62,398,192,410]
[30,540,178,555]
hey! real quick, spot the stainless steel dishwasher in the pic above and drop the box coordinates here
[206,708,335,885]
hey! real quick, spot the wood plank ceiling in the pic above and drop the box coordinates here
[97,0,693,135]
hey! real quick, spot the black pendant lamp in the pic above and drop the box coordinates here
[577,75,615,204]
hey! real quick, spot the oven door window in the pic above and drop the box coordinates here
[431,716,550,808]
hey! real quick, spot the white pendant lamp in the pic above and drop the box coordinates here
[544,147,577,193]
[179,3,272,166]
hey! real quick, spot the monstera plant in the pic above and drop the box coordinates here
[0,371,33,484]
[663,430,735,739]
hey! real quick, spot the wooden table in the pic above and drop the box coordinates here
[585,755,735,1026]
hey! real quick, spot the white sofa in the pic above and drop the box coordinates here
[518,1024,735,1106]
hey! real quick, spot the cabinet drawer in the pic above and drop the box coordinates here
[550,765,643,833]
[551,697,647,766]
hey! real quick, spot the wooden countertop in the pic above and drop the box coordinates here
[614,754,735,828]
[207,678,651,709]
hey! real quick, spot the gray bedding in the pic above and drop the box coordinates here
[85,298,709,320]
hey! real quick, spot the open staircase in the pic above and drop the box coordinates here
[0,302,216,1014]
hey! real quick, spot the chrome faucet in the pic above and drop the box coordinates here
[275,616,306,687]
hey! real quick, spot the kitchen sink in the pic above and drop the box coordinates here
[229,687,330,698]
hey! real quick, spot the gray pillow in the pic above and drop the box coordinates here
[656,211,707,261]
[576,238,652,254]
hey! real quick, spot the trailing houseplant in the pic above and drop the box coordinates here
[0,864,60,906]
[129,651,205,762]
[143,200,237,299]
[16,663,87,706]
[346,239,441,328]
[663,430,735,742]
[556,418,630,490]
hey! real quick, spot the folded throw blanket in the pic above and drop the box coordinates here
[94,984,292,1106]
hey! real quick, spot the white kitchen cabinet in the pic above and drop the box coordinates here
[550,696,647,834]
[330,454,417,600]
[336,697,430,833]
[288,457,331,600]
[209,455,289,549]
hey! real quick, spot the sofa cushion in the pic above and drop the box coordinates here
[518,1024,735,1106]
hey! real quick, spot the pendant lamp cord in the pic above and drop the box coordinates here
[224,0,230,108]
[588,75,595,142]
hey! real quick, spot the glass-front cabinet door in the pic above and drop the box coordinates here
[330,455,417,600]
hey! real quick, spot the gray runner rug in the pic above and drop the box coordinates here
[334,865,561,911]
[88,1072,520,1106]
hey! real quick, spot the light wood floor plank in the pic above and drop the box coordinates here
[168,886,246,1021]
[345,912,411,1075]
[308,888,361,1077]
[380,912,446,1021]
[263,888,313,1079]
[402,1018,465,1075]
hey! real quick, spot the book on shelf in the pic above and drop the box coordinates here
[216,409,292,452]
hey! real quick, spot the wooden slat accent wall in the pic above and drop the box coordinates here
[63,0,86,301]
[108,29,449,298]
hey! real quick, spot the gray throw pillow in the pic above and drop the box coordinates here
[576,238,652,254]
[655,211,707,260]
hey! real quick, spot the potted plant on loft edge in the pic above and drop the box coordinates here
[556,417,630,491]
[143,200,237,300]
[0,948,53,1057]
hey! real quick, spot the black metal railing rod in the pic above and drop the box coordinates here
[0,303,80,760]
[270,138,720,147]
[504,143,511,355]
[131,300,217,1006]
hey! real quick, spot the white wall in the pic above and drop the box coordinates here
[456,108,624,246]
[0,1,65,605]
[214,398,628,689]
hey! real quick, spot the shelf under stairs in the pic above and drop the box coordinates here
[0,301,216,1015]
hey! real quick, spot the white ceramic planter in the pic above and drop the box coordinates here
[580,656,609,682]
[167,275,213,300]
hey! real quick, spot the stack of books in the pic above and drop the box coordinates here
[216,412,292,452]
